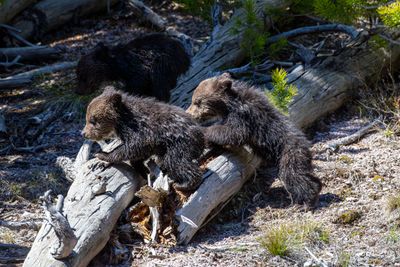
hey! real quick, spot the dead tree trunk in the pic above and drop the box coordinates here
[289,36,400,129]
[170,0,290,107]
[10,0,119,39]
[23,142,142,267]
[0,0,36,24]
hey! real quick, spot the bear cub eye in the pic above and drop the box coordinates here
[89,117,97,125]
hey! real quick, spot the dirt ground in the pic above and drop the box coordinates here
[1,2,400,267]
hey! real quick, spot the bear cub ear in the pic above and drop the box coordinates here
[109,93,122,106]
[217,72,233,93]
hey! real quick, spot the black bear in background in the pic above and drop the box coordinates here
[75,33,190,101]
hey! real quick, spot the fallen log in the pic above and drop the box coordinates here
[0,61,77,90]
[0,46,62,62]
[0,0,36,24]
[23,142,142,267]
[170,0,291,107]
[289,35,400,129]
[177,147,261,244]
[10,0,119,39]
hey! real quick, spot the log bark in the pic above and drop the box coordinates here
[0,46,61,62]
[10,0,119,39]
[177,147,261,244]
[23,142,142,267]
[170,0,291,107]
[289,35,400,129]
[0,0,36,24]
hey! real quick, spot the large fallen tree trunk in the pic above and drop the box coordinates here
[23,142,142,267]
[170,0,290,107]
[0,0,36,24]
[289,36,400,129]
[10,0,119,40]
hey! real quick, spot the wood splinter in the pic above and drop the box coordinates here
[40,190,77,259]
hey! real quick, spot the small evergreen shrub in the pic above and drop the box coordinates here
[266,68,297,114]
[378,1,400,27]
[231,0,267,64]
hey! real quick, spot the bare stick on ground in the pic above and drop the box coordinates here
[0,46,62,62]
[0,61,77,90]
[0,220,41,231]
[326,120,382,152]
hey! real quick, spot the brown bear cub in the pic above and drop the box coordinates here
[82,86,204,191]
[187,73,322,207]
[75,33,190,101]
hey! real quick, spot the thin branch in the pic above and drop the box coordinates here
[267,24,360,44]
[378,33,400,46]
[0,55,22,68]
[0,23,22,33]
[7,29,37,47]
[326,119,382,152]
[0,220,41,230]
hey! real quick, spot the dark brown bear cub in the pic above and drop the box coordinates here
[76,33,190,101]
[82,87,204,191]
[187,73,322,207]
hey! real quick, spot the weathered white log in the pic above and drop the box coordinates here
[0,0,36,24]
[0,61,77,90]
[0,46,61,62]
[56,140,93,182]
[289,35,400,129]
[176,147,261,245]
[23,142,141,267]
[147,159,169,243]
[170,0,291,107]
[10,0,119,39]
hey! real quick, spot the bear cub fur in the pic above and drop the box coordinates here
[75,33,190,101]
[187,73,322,207]
[82,86,204,191]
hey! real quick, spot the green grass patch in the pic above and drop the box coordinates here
[387,194,400,212]
[259,221,329,256]
[335,210,362,225]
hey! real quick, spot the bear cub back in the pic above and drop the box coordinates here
[187,73,322,207]
[76,33,190,102]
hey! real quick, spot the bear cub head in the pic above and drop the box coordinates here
[75,43,113,95]
[187,73,235,122]
[81,91,121,141]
